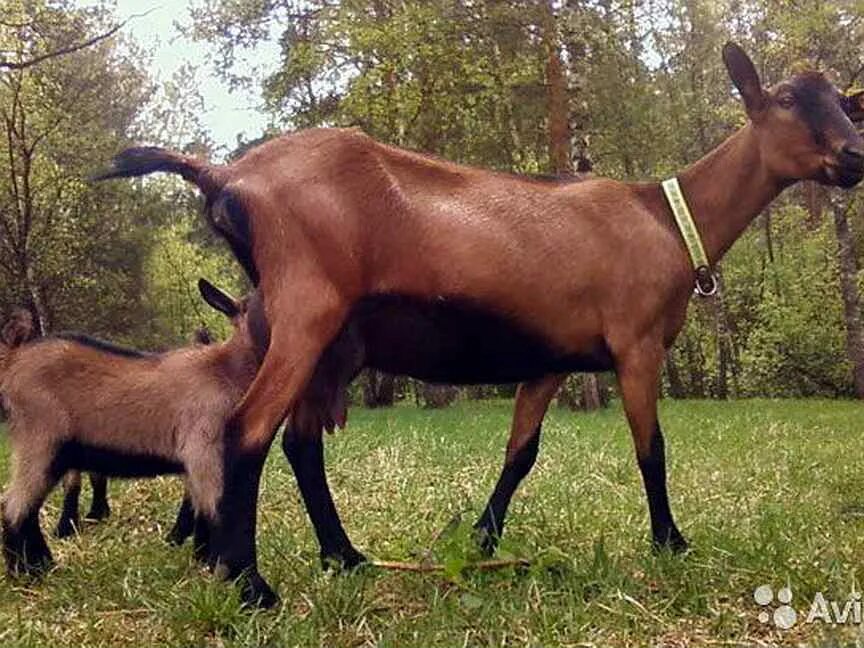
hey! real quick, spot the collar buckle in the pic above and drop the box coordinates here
[694,265,717,297]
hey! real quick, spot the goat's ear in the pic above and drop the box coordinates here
[843,89,864,122]
[722,42,767,117]
[198,279,239,318]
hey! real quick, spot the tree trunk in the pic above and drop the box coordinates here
[802,181,825,229]
[683,334,705,397]
[665,350,686,398]
[832,200,864,398]
[544,2,572,177]
[362,370,396,408]
[710,271,738,399]
[557,376,580,409]
[24,265,48,336]
[580,374,602,410]
[419,383,458,409]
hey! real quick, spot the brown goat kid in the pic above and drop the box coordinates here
[99,43,864,607]
[0,281,259,577]
[55,326,218,541]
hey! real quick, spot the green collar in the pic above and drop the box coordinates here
[661,177,717,296]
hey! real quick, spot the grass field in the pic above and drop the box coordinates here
[0,399,862,647]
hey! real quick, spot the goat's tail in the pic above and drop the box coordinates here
[92,147,225,198]
[0,309,34,381]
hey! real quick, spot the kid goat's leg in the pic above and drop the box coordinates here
[4,444,60,574]
[55,471,82,538]
[166,484,196,546]
[210,284,348,608]
[616,343,687,551]
[474,374,566,555]
[86,473,110,521]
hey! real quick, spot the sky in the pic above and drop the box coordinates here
[77,1,279,149]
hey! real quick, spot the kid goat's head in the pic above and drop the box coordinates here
[723,42,864,188]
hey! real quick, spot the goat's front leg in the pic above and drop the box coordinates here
[55,471,82,538]
[210,287,347,608]
[474,374,565,555]
[616,342,687,551]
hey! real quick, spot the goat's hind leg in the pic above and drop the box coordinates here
[3,445,61,575]
[211,287,348,608]
[282,421,365,570]
[85,473,110,521]
[474,375,565,555]
[55,470,82,538]
[166,484,195,546]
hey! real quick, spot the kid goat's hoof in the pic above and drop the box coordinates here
[54,518,79,539]
[7,553,54,577]
[84,503,111,522]
[165,526,192,547]
[239,573,280,609]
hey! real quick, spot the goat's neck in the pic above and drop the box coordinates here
[212,338,259,389]
[675,124,787,264]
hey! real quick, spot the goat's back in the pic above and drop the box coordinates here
[1,336,247,453]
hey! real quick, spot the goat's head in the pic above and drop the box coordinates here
[723,42,864,188]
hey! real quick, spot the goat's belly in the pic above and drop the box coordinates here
[55,440,184,478]
[351,294,614,385]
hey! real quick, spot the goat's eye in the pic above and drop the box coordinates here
[778,94,795,109]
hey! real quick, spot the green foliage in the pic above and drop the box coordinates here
[737,215,852,396]
[139,210,245,348]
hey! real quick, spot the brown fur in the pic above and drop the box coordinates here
[54,324,220,539]
[0,282,260,577]
[99,43,864,605]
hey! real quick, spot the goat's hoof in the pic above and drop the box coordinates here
[192,543,212,565]
[166,528,191,547]
[8,553,54,578]
[84,504,110,521]
[239,572,279,609]
[652,530,689,554]
[473,526,499,557]
[54,519,79,539]
[321,546,367,572]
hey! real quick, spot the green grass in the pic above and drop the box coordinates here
[0,399,862,647]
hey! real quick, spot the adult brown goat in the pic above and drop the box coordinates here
[98,43,864,607]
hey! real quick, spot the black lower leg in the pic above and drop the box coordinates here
[211,442,277,608]
[55,482,81,539]
[192,514,211,563]
[85,474,110,521]
[639,425,687,552]
[474,427,541,556]
[4,509,53,575]
[167,495,195,546]
[282,432,365,569]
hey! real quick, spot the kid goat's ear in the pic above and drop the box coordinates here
[722,41,767,117]
[198,278,239,318]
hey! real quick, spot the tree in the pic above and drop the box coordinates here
[0,1,126,70]
[0,1,154,337]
